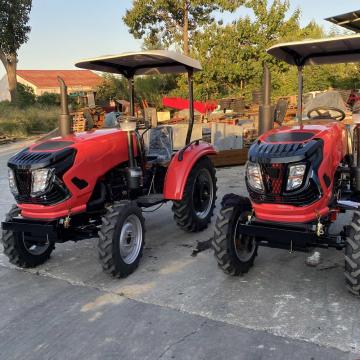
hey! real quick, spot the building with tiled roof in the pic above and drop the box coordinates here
[0,70,102,101]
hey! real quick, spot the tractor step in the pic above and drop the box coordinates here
[137,194,166,208]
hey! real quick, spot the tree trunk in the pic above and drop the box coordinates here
[183,1,189,55]
[0,52,17,104]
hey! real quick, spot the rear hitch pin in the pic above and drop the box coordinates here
[64,215,71,229]
[247,210,254,223]
[316,212,324,237]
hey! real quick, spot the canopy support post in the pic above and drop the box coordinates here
[128,75,135,116]
[185,68,194,146]
[297,66,303,125]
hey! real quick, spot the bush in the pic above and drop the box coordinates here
[0,103,58,137]
[16,83,36,108]
[37,92,61,106]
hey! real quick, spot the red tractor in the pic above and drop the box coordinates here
[212,34,360,295]
[2,51,217,277]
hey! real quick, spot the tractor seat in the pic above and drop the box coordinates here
[146,126,173,164]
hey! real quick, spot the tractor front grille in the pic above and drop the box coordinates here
[15,169,32,195]
[247,163,321,206]
[261,163,285,194]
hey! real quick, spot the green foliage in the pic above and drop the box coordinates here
[0,102,58,136]
[135,74,178,108]
[0,0,32,55]
[96,74,128,105]
[36,92,61,106]
[123,0,360,103]
[123,0,244,51]
[15,83,36,107]
[0,0,32,103]
[96,74,178,109]
[188,0,302,100]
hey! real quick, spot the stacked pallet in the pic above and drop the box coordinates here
[72,111,86,132]
[71,106,105,133]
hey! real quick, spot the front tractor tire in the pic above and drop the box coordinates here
[172,156,216,232]
[2,205,54,268]
[345,211,360,296]
[98,201,145,278]
[212,195,258,275]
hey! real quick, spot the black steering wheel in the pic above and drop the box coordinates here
[307,106,346,121]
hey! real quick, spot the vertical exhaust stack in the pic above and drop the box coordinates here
[258,64,274,135]
[57,76,72,137]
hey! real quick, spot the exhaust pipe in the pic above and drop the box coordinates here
[57,76,72,137]
[258,64,274,135]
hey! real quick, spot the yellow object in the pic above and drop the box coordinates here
[157,111,171,122]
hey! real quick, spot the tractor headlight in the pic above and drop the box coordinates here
[8,168,18,195]
[31,168,54,195]
[246,162,264,191]
[286,164,306,191]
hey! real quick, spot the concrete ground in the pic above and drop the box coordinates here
[0,141,359,359]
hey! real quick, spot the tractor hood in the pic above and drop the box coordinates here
[8,128,134,171]
[249,123,344,164]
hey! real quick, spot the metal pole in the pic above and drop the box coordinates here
[128,76,135,116]
[297,66,303,125]
[185,69,194,145]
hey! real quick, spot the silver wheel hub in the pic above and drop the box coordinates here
[119,214,143,264]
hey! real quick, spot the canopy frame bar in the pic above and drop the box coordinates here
[297,66,303,125]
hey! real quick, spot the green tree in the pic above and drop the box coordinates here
[37,92,61,107]
[96,73,177,108]
[96,74,128,105]
[188,0,302,99]
[16,83,35,107]
[0,0,32,104]
[123,0,244,55]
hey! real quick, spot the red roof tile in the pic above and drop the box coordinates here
[16,70,102,88]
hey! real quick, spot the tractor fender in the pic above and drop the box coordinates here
[163,142,217,200]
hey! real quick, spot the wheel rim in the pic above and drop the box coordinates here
[119,214,143,265]
[192,168,214,219]
[22,234,50,256]
[233,216,256,262]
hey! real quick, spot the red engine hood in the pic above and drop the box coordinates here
[28,129,126,152]
[259,123,345,144]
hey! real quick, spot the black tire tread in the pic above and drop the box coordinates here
[98,200,144,278]
[345,210,360,295]
[2,205,54,268]
[212,196,256,276]
[172,156,217,233]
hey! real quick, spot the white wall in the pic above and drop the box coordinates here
[0,75,10,101]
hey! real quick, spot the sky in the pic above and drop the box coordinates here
[0,0,359,78]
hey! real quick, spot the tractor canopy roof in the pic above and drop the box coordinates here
[75,50,202,77]
[267,34,360,66]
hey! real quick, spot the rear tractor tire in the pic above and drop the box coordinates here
[98,201,145,278]
[172,156,216,232]
[345,210,360,296]
[2,205,54,268]
[212,195,258,275]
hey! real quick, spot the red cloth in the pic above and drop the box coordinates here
[162,97,217,114]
